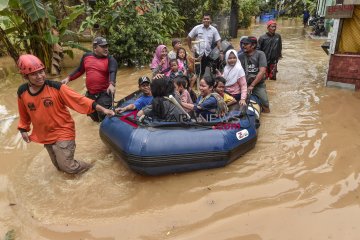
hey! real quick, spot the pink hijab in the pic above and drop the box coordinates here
[151,45,170,76]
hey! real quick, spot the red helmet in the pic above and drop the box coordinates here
[17,54,45,75]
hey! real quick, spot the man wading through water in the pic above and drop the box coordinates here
[257,20,282,80]
[62,36,118,122]
[17,54,115,174]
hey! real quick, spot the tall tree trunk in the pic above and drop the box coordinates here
[229,0,239,38]
[0,27,19,62]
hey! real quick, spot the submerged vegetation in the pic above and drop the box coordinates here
[4,230,15,240]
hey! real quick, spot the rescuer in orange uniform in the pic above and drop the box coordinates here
[17,54,114,174]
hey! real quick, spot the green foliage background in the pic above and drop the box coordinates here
[239,0,260,28]
[0,0,318,71]
[0,0,86,71]
[82,0,183,67]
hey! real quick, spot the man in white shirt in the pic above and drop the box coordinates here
[187,13,223,77]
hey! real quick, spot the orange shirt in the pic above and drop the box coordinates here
[17,80,95,144]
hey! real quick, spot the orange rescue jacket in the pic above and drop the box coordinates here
[17,80,95,144]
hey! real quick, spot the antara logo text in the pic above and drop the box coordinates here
[119,111,241,130]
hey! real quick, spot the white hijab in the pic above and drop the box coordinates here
[223,49,245,86]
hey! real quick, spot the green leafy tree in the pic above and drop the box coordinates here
[173,0,229,33]
[81,0,183,67]
[239,0,260,28]
[281,0,316,17]
[0,0,85,74]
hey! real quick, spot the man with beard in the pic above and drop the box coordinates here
[62,37,118,122]
[257,20,282,80]
[238,36,270,113]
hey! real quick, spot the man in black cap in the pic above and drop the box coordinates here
[238,36,270,113]
[115,76,153,113]
[62,36,118,122]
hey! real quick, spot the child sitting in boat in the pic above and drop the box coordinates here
[151,45,171,77]
[169,59,184,81]
[115,76,153,113]
[216,49,247,106]
[174,76,193,113]
[181,76,228,121]
[214,76,237,107]
[138,75,185,122]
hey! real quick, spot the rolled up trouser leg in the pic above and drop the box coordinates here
[252,82,269,108]
[50,140,91,174]
[268,63,277,80]
[44,144,61,171]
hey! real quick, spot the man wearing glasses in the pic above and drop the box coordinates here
[62,37,118,122]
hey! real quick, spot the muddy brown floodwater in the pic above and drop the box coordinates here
[1,19,360,240]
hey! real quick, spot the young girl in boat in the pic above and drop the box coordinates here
[151,45,171,77]
[214,76,237,107]
[181,76,228,121]
[176,47,196,89]
[217,49,247,106]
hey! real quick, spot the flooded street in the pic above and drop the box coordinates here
[1,19,360,239]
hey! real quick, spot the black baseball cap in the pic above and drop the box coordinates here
[138,76,151,85]
[240,36,257,44]
[93,37,108,46]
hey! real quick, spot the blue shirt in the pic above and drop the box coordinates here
[194,95,218,120]
[134,95,153,110]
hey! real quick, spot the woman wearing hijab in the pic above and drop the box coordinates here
[217,49,247,106]
[150,45,171,77]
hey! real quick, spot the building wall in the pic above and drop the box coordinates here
[317,0,335,16]
[326,5,360,91]
[327,54,360,90]
[344,0,360,3]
